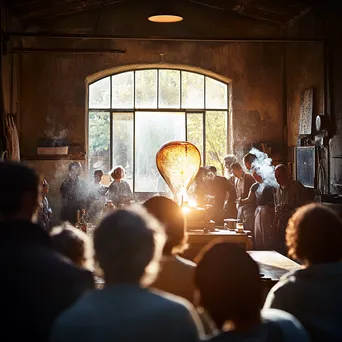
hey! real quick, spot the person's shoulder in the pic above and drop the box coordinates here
[41,247,94,284]
[176,255,197,268]
[217,175,234,187]
[60,176,69,186]
[291,180,306,189]
[245,173,255,181]
[251,182,259,191]
[261,308,310,342]
[51,291,97,333]
[268,269,301,298]
[148,287,194,312]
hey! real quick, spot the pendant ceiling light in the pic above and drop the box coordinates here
[148,2,183,23]
[148,14,183,23]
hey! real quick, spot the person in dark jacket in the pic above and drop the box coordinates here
[0,161,94,342]
[60,162,88,224]
[264,204,342,342]
[206,167,237,224]
[194,242,309,342]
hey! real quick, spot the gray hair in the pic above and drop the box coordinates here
[224,154,237,163]
[94,205,166,287]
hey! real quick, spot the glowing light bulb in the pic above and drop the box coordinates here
[156,141,201,205]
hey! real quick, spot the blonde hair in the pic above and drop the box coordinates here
[50,223,94,270]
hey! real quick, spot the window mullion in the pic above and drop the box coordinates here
[110,112,113,170]
[180,71,182,109]
[185,112,187,141]
[203,111,206,166]
[157,69,159,109]
[133,71,136,193]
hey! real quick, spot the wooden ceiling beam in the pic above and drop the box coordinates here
[10,0,124,21]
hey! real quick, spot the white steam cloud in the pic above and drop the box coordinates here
[249,147,278,190]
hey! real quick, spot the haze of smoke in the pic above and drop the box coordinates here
[249,147,278,189]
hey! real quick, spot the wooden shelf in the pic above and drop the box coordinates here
[21,154,86,161]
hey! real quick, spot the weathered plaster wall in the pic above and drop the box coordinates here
[285,6,342,194]
[20,40,284,157]
[285,41,324,147]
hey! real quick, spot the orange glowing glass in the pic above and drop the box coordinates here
[156,141,201,203]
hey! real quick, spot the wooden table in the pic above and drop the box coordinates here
[248,250,302,283]
[248,250,302,300]
[183,229,252,260]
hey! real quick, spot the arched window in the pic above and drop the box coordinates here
[88,68,228,193]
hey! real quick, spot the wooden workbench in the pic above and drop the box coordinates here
[248,250,302,300]
[248,250,302,283]
[183,228,252,260]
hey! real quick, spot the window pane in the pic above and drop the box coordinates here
[112,72,134,109]
[187,113,204,162]
[112,113,134,190]
[89,77,110,109]
[205,77,228,109]
[135,112,185,193]
[135,70,157,108]
[206,111,227,175]
[182,72,204,109]
[159,69,180,108]
[88,111,110,174]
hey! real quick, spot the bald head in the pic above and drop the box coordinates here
[275,164,289,187]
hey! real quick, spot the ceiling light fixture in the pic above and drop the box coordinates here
[148,2,183,23]
[148,14,183,23]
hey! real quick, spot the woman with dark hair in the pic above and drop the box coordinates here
[192,167,209,207]
[144,196,196,302]
[194,242,309,341]
[264,203,342,342]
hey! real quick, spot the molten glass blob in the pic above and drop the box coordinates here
[156,141,201,204]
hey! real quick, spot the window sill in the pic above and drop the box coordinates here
[21,154,86,161]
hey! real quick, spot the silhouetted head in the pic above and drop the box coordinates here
[94,169,104,183]
[274,164,289,187]
[50,223,93,269]
[195,167,209,183]
[0,161,40,222]
[94,206,165,286]
[110,166,125,181]
[68,162,82,179]
[230,162,244,179]
[194,242,262,329]
[287,203,342,265]
[144,196,186,256]
[224,154,237,169]
[243,153,257,171]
